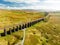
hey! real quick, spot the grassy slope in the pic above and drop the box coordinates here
[0,10,45,33]
[1,14,60,45]
[24,14,60,45]
[0,10,60,45]
[0,10,46,45]
[0,13,59,45]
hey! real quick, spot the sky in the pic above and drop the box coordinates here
[0,0,60,11]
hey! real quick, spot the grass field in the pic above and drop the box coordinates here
[0,11,60,45]
[0,10,45,33]
[0,10,46,45]
[24,13,60,45]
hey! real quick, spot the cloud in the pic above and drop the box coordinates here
[0,0,60,11]
[4,0,40,3]
[2,0,41,9]
[44,0,60,3]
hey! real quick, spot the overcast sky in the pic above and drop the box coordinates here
[0,0,60,11]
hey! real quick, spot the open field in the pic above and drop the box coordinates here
[24,13,60,45]
[0,11,60,45]
[0,10,45,33]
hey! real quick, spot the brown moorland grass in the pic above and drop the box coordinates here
[24,13,60,45]
[0,13,60,45]
[0,10,45,33]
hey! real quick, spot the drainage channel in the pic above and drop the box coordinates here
[0,18,44,37]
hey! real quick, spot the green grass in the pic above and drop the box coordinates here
[24,15,60,45]
[1,12,60,45]
[0,10,46,33]
[0,15,60,45]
